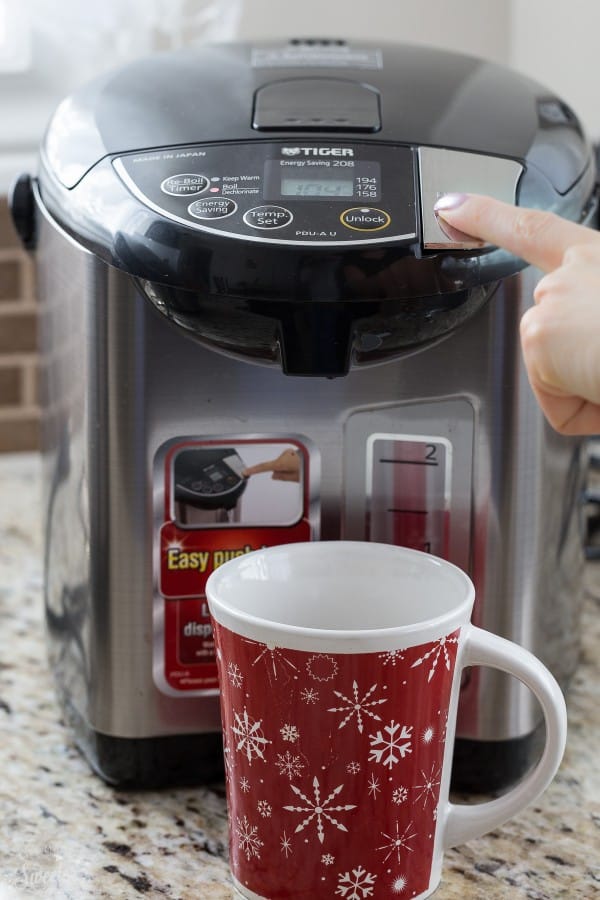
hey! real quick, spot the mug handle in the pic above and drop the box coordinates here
[443,625,568,849]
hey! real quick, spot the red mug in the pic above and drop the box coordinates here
[207,542,567,899]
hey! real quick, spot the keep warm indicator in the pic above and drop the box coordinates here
[341,206,391,231]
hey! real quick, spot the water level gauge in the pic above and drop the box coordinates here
[366,433,452,556]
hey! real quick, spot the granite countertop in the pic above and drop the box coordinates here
[0,452,599,900]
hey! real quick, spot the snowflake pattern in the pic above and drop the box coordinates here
[327,681,388,734]
[231,707,271,765]
[280,723,300,743]
[376,820,417,864]
[280,831,293,857]
[421,725,435,745]
[220,624,455,898]
[306,654,339,682]
[336,866,377,898]
[392,874,408,893]
[367,773,381,798]
[236,816,264,861]
[222,735,234,779]
[257,800,272,818]
[410,634,459,682]
[392,786,409,805]
[378,649,405,667]
[244,638,299,680]
[227,661,244,688]
[413,764,442,808]
[283,776,357,844]
[300,687,319,704]
[275,750,305,780]
[368,721,413,769]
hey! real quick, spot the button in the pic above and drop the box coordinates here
[341,207,391,231]
[417,147,522,249]
[161,173,209,196]
[243,205,293,230]
[188,197,238,219]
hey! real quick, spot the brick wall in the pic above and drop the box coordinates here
[0,196,40,452]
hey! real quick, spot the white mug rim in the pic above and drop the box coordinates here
[206,541,475,652]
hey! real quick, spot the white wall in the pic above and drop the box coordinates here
[510,0,600,138]
[237,0,510,64]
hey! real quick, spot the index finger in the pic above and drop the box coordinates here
[242,461,276,476]
[434,193,599,273]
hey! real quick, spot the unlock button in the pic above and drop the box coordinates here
[341,207,391,231]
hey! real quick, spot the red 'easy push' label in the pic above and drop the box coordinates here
[155,437,318,694]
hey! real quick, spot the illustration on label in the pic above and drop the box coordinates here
[153,436,320,695]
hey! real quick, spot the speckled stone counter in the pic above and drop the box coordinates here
[0,453,599,900]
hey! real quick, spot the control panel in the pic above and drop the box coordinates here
[112,141,417,246]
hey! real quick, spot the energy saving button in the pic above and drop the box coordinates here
[188,198,238,219]
[341,207,391,231]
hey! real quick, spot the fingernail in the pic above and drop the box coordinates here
[433,193,469,214]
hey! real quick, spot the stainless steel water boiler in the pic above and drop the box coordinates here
[11,39,596,789]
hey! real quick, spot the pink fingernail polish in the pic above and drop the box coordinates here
[433,193,469,213]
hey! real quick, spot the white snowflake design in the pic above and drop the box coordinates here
[235,815,264,861]
[368,721,413,769]
[239,776,250,793]
[231,707,271,765]
[300,687,319,704]
[306,654,339,682]
[257,800,272,818]
[376,820,417,864]
[223,735,235,779]
[413,764,442,809]
[391,874,408,893]
[322,853,335,866]
[280,830,293,858]
[227,661,244,688]
[336,866,377,898]
[346,761,361,775]
[410,634,459,682]
[243,638,299,680]
[392,786,409,805]
[283,776,357,844]
[327,680,388,734]
[421,725,435,744]
[378,649,405,667]
[275,750,305,780]
[280,723,300,743]
[367,773,381,798]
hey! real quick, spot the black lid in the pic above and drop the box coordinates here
[42,40,589,193]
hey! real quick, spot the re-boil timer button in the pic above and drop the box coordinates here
[243,205,293,229]
[341,207,391,231]
[161,173,209,196]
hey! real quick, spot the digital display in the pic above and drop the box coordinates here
[281,177,354,198]
[263,158,381,203]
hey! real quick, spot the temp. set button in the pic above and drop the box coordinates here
[341,207,391,231]
[243,205,293,229]
[188,197,238,219]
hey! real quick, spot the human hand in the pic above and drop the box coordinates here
[243,449,301,482]
[434,193,600,435]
